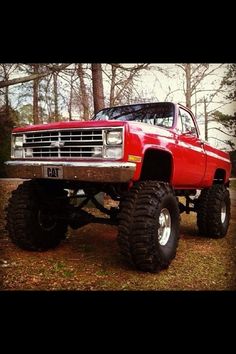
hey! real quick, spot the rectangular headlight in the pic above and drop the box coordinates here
[106,130,122,145]
[14,150,23,158]
[14,135,24,148]
[104,147,122,159]
[12,134,24,158]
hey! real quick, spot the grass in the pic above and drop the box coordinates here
[52,261,75,278]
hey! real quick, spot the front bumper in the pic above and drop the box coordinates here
[4,160,136,183]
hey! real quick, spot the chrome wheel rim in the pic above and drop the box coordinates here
[158,208,171,246]
[38,210,56,231]
[221,202,226,224]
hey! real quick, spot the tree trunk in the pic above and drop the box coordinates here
[53,72,59,122]
[68,77,73,121]
[2,65,10,117]
[77,64,90,120]
[91,63,105,114]
[33,64,40,124]
[110,65,117,106]
[5,85,9,117]
[185,64,192,109]
[204,97,208,141]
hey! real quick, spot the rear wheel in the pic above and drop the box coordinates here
[6,180,69,251]
[197,184,230,238]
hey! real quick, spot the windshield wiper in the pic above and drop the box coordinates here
[105,106,149,121]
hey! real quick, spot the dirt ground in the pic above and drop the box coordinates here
[0,179,236,291]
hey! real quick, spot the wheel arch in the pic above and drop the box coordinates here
[140,148,174,182]
[213,168,227,185]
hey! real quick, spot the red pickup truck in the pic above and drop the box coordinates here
[5,102,231,272]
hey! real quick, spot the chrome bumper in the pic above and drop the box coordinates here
[4,160,136,183]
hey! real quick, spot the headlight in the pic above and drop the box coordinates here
[14,150,23,158]
[106,130,122,145]
[12,134,24,158]
[104,147,123,159]
[14,135,23,148]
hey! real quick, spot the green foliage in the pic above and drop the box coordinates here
[212,110,236,149]
[222,64,236,101]
[212,110,236,132]
[0,107,15,177]
[17,104,34,126]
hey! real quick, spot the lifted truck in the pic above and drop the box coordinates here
[5,102,231,272]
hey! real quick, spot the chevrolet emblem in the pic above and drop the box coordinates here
[50,141,65,148]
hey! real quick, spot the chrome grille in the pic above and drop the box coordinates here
[23,129,103,158]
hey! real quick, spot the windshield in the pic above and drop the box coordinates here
[93,102,175,129]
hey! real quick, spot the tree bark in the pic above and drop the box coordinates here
[32,64,40,124]
[53,72,59,121]
[5,86,9,114]
[68,77,73,121]
[77,64,90,120]
[110,64,117,106]
[2,65,10,116]
[185,64,192,109]
[91,64,105,114]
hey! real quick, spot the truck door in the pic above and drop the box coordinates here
[175,107,206,187]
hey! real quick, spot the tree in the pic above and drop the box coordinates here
[222,63,236,101]
[0,64,18,116]
[0,106,17,177]
[92,64,105,114]
[17,104,34,126]
[210,111,236,150]
[103,64,150,107]
[205,64,236,149]
[53,71,59,121]
[163,64,235,149]
[32,64,40,124]
[0,64,70,89]
[175,64,224,109]
[77,64,90,120]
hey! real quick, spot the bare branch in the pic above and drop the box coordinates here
[209,136,232,147]
[164,88,183,101]
[191,64,203,76]
[191,64,224,93]
[0,64,71,88]
[208,127,234,137]
[207,100,234,114]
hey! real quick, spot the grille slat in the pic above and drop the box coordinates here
[23,129,103,158]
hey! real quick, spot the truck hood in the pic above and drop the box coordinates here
[13,119,173,138]
[13,120,127,133]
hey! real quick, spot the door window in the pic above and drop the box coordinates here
[178,108,198,136]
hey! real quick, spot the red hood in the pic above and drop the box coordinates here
[13,119,173,139]
[13,120,127,133]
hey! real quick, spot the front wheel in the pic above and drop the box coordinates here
[118,181,180,272]
[6,180,69,251]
